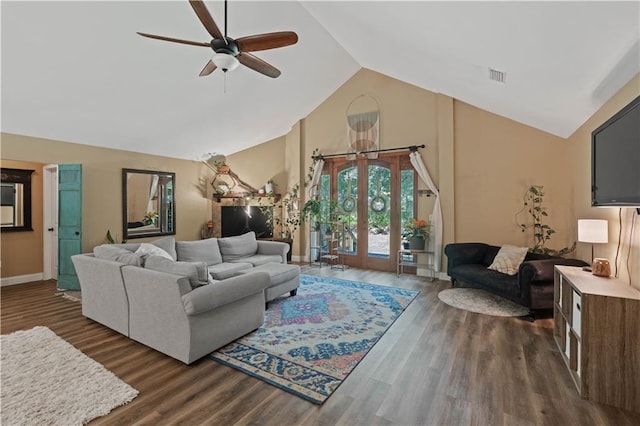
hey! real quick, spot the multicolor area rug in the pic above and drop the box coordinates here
[438,288,529,317]
[211,274,418,404]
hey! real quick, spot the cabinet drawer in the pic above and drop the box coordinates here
[572,291,582,337]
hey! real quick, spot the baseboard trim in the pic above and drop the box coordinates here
[1,273,44,287]
[291,255,304,263]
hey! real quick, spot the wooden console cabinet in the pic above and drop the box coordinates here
[553,266,640,412]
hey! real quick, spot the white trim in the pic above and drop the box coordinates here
[43,164,58,280]
[1,273,44,286]
[291,255,304,263]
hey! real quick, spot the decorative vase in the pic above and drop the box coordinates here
[409,236,425,250]
[265,182,274,194]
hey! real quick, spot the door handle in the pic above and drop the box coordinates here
[75,231,80,236]
[48,228,54,232]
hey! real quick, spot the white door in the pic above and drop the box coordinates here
[43,165,58,280]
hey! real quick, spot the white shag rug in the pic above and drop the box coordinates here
[1,326,138,425]
[438,288,530,317]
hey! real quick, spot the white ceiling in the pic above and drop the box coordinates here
[2,1,639,160]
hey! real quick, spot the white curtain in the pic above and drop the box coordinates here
[409,151,443,273]
[147,175,159,213]
[309,158,324,198]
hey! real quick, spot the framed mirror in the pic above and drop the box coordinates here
[122,168,175,240]
[1,168,34,232]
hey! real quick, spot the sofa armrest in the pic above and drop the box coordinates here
[257,240,289,263]
[444,243,490,271]
[519,258,589,285]
[182,271,270,315]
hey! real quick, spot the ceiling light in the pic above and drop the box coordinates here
[212,53,239,73]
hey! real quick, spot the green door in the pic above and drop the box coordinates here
[57,164,82,290]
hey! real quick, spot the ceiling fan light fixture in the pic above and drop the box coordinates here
[212,53,239,72]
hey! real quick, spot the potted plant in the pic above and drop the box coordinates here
[265,179,276,195]
[404,218,430,250]
[214,160,230,174]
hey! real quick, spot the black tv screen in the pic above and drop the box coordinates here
[591,95,640,207]
[221,206,273,238]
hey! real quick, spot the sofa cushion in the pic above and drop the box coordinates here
[135,243,174,261]
[149,236,177,260]
[207,262,253,280]
[93,245,144,266]
[218,232,258,262]
[488,245,528,275]
[144,255,210,288]
[229,254,283,266]
[110,243,141,252]
[450,264,520,299]
[176,238,223,266]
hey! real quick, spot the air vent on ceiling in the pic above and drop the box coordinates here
[489,68,506,83]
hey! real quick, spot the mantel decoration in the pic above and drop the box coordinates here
[403,217,430,250]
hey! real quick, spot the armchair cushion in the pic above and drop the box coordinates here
[218,232,258,262]
[144,255,210,289]
[176,238,223,266]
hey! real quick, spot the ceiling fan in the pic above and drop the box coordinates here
[137,0,298,78]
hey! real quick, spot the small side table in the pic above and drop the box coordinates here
[397,249,435,281]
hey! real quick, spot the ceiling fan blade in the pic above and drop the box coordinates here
[237,53,281,78]
[199,60,217,77]
[189,0,224,40]
[236,31,298,53]
[137,32,210,47]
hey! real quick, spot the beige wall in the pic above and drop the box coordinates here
[453,101,574,250]
[225,136,286,193]
[567,73,640,289]
[1,133,213,278]
[1,160,44,278]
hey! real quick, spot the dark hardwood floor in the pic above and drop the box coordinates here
[2,266,639,425]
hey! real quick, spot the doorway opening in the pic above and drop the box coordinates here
[43,164,58,280]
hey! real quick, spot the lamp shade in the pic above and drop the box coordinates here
[212,53,239,72]
[577,219,608,244]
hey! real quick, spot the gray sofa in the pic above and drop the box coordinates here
[71,232,293,364]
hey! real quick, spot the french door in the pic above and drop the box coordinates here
[323,153,415,271]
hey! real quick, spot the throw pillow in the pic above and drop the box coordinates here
[488,245,529,275]
[176,238,223,266]
[144,255,210,288]
[149,236,177,260]
[135,243,174,261]
[218,231,258,261]
[93,245,144,266]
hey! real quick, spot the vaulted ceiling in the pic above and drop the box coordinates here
[2,1,638,160]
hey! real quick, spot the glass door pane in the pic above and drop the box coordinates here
[367,164,391,259]
[337,166,357,255]
[400,169,415,248]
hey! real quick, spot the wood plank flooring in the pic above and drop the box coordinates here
[2,266,639,425]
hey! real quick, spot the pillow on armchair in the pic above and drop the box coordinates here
[488,245,529,275]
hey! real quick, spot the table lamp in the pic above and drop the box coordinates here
[577,219,608,272]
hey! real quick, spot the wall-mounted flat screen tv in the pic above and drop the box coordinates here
[591,95,640,207]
